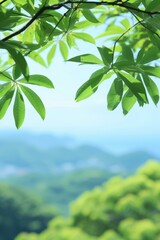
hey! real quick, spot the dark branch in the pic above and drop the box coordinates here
[0,0,7,5]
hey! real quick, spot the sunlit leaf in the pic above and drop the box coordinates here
[47,45,57,66]
[117,71,148,105]
[0,87,14,119]
[122,89,137,115]
[72,32,95,44]
[107,78,123,110]
[0,82,12,98]
[98,46,113,66]
[20,85,46,119]
[59,40,68,60]
[18,75,54,88]
[13,88,25,129]
[142,74,159,105]
[68,54,102,64]
[82,9,99,23]
[75,67,108,101]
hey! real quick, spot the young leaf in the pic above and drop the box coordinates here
[142,74,159,105]
[72,32,95,44]
[47,45,56,66]
[20,85,46,119]
[0,82,12,98]
[82,9,99,23]
[59,40,68,60]
[75,67,108,101]
[68,54,102,64]
[13,88,25,129]
[122,89,137,115]
[0,87,14,119]
[0,72,12,82]
[107,78,123,110]
[29,52,47,67]
[18,75,54,88]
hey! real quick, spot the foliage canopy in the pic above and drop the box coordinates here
[0,0,160,127]
[15,160,160,240]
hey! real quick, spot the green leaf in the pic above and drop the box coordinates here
[13,88,25,129]
[0,82,12,98]
[98,46,113,66]
[47,45,56,66]
[66,33,76,48]
[29,52,47,67]
[0,72,12,82]
[59,40,68,60]
[117,71,148,105]
[18,75,54,88]
[0,42,29,79]
[142,74,159,105]
[82,9,99,23]
[146,0,160,11]
[20,85,46,120]
[140,66,160,78]
[72,32,95,44]
[107,78,123,110]
[75,67,107,101]
[137,46,160,64]
[12,65,22,80]
[0,87,14,119]
[79,3,97,9]
[122,89,137,115]
[122,45,134,62]
[68,54,102,64]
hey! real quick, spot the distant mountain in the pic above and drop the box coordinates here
[0,131,159,215]
[0,131,158,178]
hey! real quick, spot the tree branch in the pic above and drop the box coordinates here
[1,0,160,42]
[0,0,7,5]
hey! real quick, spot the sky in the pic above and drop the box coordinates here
[0,45,160,156]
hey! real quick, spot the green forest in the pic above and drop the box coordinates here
[13,160,160,240]
[1,159,160,240]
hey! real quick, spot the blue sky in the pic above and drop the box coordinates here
[0,48,160,155]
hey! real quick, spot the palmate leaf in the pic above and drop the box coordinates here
[81,9,99,23]
[107,78,123,110]
[13,88,25,129]
[47,45,57,66]
[0,82,12,98]
[75,67,108,101]
[12,65,22,80]
[142,74,159,105]
[140,66,160,78]
[68,54,102,64]
[122,89,137,115]
[98,46,113,67]
[59,40,68,60]
[18,75,54,88]
[117,71,148,105]
[0,42,29,80]
[0,72,12,82]
[0,87,14,119]
[20,85,46,120]
[72,32,95,44]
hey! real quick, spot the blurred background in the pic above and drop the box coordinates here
[0,54,160,240]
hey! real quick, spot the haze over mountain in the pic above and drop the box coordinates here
[0,131,158,178]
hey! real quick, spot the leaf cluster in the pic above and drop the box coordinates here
[0,0,160,126]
